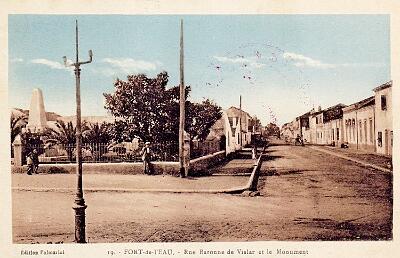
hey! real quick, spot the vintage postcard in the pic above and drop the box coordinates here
[1,1,399,258]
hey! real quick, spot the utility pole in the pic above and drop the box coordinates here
[239,95,242,148]
[63,20,93,243]
[179,19,186,178]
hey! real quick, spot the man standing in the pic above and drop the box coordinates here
[141,142,152,175]
[26,151,34,175]
[32,149,39,174]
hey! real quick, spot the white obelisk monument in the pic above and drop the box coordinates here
[26,88,48,132]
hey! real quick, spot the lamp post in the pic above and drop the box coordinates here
[63,20,93,243]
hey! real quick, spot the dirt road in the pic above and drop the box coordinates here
[12,144,392,243]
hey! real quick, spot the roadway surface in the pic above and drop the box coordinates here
[12,143,392,243]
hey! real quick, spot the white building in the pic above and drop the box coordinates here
[373,81,392,156]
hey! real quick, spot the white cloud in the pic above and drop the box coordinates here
[213,55,265,68]
[31,58,73,70]
[283,52,385,69]
[283,52,335,69]
[102,58,161,74]
[10,58,24,63]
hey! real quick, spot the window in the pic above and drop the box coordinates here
[369,119,373,143]
[228,117,234,127]
[381,95,387,110]
[337,128,340,141]
[378,131,382,147]
[364,120,367,144]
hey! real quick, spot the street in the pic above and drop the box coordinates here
[13,143,392,243]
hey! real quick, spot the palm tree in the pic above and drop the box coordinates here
[83,122,112,144]
[83,122,113,161]
[11,113,28,144]
[44,120,87,161]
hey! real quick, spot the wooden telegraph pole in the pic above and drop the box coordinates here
[179,19,186,177]
[239,95,242,148]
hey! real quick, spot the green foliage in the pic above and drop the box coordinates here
[265,123,280,137]
[104,72,222,156]
[10,113,27,143]
[44,120,78,145]
[83,122,113,144]
[186,99,222,141]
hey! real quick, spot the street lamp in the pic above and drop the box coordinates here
[63,20,93,243]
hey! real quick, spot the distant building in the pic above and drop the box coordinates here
[282,80,392,157]
[373,81,392,155]
[343,96,375,152]
[308,104,346,146]
[226,106,252,149]
[205,111,235,155]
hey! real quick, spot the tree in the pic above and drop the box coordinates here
[186,99,222,141]
[44,120,87,161]
[83,122,112,144]
[82,122,113,161]
[265,123,280,137]
[249,116,262,133]
[103,72,222,158]
[104,72,189,143]
[10,113,27,143]
[20,129,44,163]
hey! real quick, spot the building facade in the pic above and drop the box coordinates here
[226,107,252,150]
[283,81,392,156]
[373,81,393,155]
[342,96,375,152]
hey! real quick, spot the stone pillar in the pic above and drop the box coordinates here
[26,88,48,132]
[12,135,23,166]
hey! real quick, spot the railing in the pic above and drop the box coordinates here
[18,139,223,164]
[23,141,179,164]
[191,140,222,159]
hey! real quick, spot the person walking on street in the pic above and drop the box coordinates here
[26,151,34,175]
[252,145,257,160]
[32,149,39,174]
[141,142,152,175]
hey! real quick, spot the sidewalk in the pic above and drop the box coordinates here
[308,145,392,173]
[12,173,251,194]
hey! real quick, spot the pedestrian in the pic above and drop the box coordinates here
[141,142,152,175]
[26,151,34,175]
[32,149,39,174]
[252,145,257,160]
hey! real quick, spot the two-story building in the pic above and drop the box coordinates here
[342,96,375,152]
[373,81,393,156]
[226,106,252,150]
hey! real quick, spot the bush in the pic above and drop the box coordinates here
[11,165,70,174]
[42,166,69,174]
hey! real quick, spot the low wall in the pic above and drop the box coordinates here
[12,151,226,177]
[12,162,180,176]
[189,150,226,176]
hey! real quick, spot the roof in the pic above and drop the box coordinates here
[226,106,252,119]
[373,80,392,92]
[323,104,346,122]
[343,96,374,112]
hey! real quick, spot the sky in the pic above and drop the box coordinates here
[8,15,390,126]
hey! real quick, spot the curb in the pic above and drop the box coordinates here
[12,149,266,195]
[11,186,247,194]
[308,146,392,174]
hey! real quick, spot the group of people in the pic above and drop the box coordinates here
[26,149,39,175]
